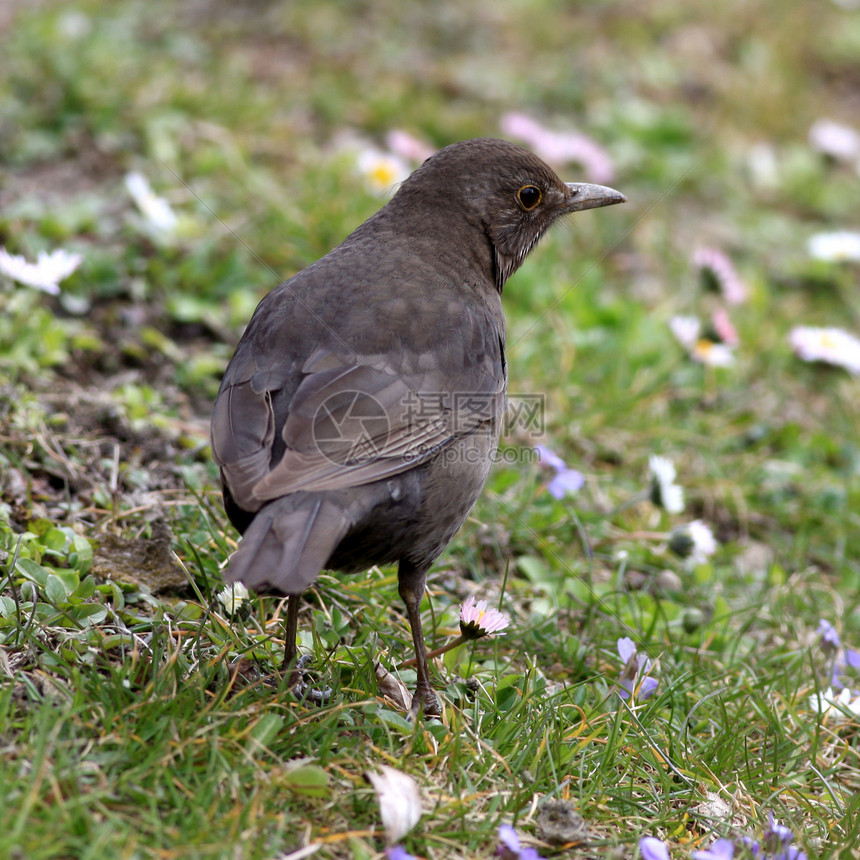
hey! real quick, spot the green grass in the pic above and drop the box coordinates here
[2,0,860,857]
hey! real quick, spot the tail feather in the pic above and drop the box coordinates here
[223,495,352,594]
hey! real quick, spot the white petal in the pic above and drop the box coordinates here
[367,765,423,843]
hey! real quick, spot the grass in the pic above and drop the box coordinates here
[2,0,860,857]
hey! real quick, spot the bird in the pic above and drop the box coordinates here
[211,137,625,717]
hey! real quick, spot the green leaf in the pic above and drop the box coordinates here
[16,557,51,587]
[281,764,330,798]
[45,573,70,604]
[69,604,108,625]
[246,714,284,749]
[516,554,550,584]
[73,575,96,600]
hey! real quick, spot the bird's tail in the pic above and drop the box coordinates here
[222,494,352,594]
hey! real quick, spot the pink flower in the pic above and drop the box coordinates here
[711,309,739,347]
[692,247,748,305]
[459,595,510,640]
[500,112,615,183]
[386,130,435,163]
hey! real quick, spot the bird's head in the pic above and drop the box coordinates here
[393,137,626,291]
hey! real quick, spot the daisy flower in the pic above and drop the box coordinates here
[789,325,860,374]
[807,230,860,263]
[648,455,685,514]
[356,147,410,195]
[669,316,736,367]
[693,247,748,304]
[809,118,860,162]
[216,581,250,615]
[500,112,615,183]
[669,520,717,567]
[400,596,510,668]
[0,247,83,295]
[385,129,435,163]
[809,686,860,723]
[459,595,510,640]
[125,172,178,233]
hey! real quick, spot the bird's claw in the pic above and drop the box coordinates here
[407,684,441,720]
[288,654,333,705]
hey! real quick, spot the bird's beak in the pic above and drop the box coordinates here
[564,182,627,212]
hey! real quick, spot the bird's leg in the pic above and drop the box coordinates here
[281,592,301,680]
[398,560,441,718]
[281,593,332,705]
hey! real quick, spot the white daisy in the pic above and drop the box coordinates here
[789,326,860,375]
[691,339,736,367]
[216,581,250,615]
[808,231,860,263]
[669,520,717,567]
[356,148,410,195]
[809,686,860,723]
[669,316,736,367]
[648,455,685,514]
[0,247,83,295]
[809,119,860,162]
[124,172,178,233]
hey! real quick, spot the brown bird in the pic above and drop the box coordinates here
[211,138,625,716]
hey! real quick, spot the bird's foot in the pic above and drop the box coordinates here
[408,683,441,720]
[288,654,333,705]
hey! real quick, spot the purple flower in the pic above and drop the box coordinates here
[534,445,584,499]
[845,648,860,670]
[818,619,841,654]
[763,812,794,854]
[497,824,546,860]
[547,469,585,499]
[386,847,417,860]
[618,637,659,701]
[776,847,808,860]
[639,836,670,860]
[692,839,735,860]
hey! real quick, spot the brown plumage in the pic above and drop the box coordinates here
[211,138,625,716]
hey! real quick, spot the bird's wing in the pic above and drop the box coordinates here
[211,316,506,508]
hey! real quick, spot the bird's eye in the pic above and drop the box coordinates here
[517,185,542,211]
